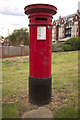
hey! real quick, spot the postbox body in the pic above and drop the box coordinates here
[24,4,57,105]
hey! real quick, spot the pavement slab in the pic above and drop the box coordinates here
[22,107,53,118]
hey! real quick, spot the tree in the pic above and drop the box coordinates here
[5,28,29,46]
[0,36,4,39]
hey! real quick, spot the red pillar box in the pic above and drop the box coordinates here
[24,4,57,105]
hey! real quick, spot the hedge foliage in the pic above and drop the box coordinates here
[52,37,80,52]
[63,37,80,51]
[52,43,63,52]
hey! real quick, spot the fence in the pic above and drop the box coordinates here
[0,46,2,58]
[0,45,29,58]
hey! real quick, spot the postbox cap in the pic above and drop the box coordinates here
[24,3,57,15]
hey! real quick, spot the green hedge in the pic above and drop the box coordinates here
[62,44,75,51]
[64,37,80,51]
[52,37,80,52]
[52,43,63,52]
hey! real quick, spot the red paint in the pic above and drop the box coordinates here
[24,4,57,78]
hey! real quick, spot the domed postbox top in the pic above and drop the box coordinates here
[24,3,57,16]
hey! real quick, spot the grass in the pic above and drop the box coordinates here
[54,105,78,118]
[52,51,78,118]
[2,56,29,118]
[2,103,19,118]
[2,51,78,118]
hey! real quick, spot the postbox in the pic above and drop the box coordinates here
[24,4,57,105]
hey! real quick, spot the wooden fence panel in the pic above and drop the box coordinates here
[2,46,29,58]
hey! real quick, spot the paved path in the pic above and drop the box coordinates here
[22,107,53,118]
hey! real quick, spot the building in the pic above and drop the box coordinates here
[0,36,11,46]
[52,2,80,43]
[0,36,4,46]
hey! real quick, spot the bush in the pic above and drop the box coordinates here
[52,37,80,52]
[62,44,75,51]
[52,43,63,52]
[64,37,80,51]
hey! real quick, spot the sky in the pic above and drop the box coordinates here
[0,0,80,37]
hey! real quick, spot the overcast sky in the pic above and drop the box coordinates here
[0,0,80,37]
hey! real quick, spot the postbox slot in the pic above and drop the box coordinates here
[36,18,47,21]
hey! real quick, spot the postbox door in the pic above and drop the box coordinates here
[29,25,52,78]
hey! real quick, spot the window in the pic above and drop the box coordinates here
[68,22,72,28]
[74,21,78,25]
[75,16,77,19]
[65,32,68,35]
[62,31,64,33]
[61,24,64,28]
[69,31,71,34]
[66,25,68,28]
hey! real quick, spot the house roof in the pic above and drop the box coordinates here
[63,13,75,19]
[54,12,80,25]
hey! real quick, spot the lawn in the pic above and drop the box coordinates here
[2,51,78,118]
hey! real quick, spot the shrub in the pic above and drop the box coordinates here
[52,43,63,52]
[52,37,80,52]
[64,37,80,51]
[62,44,75,51]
